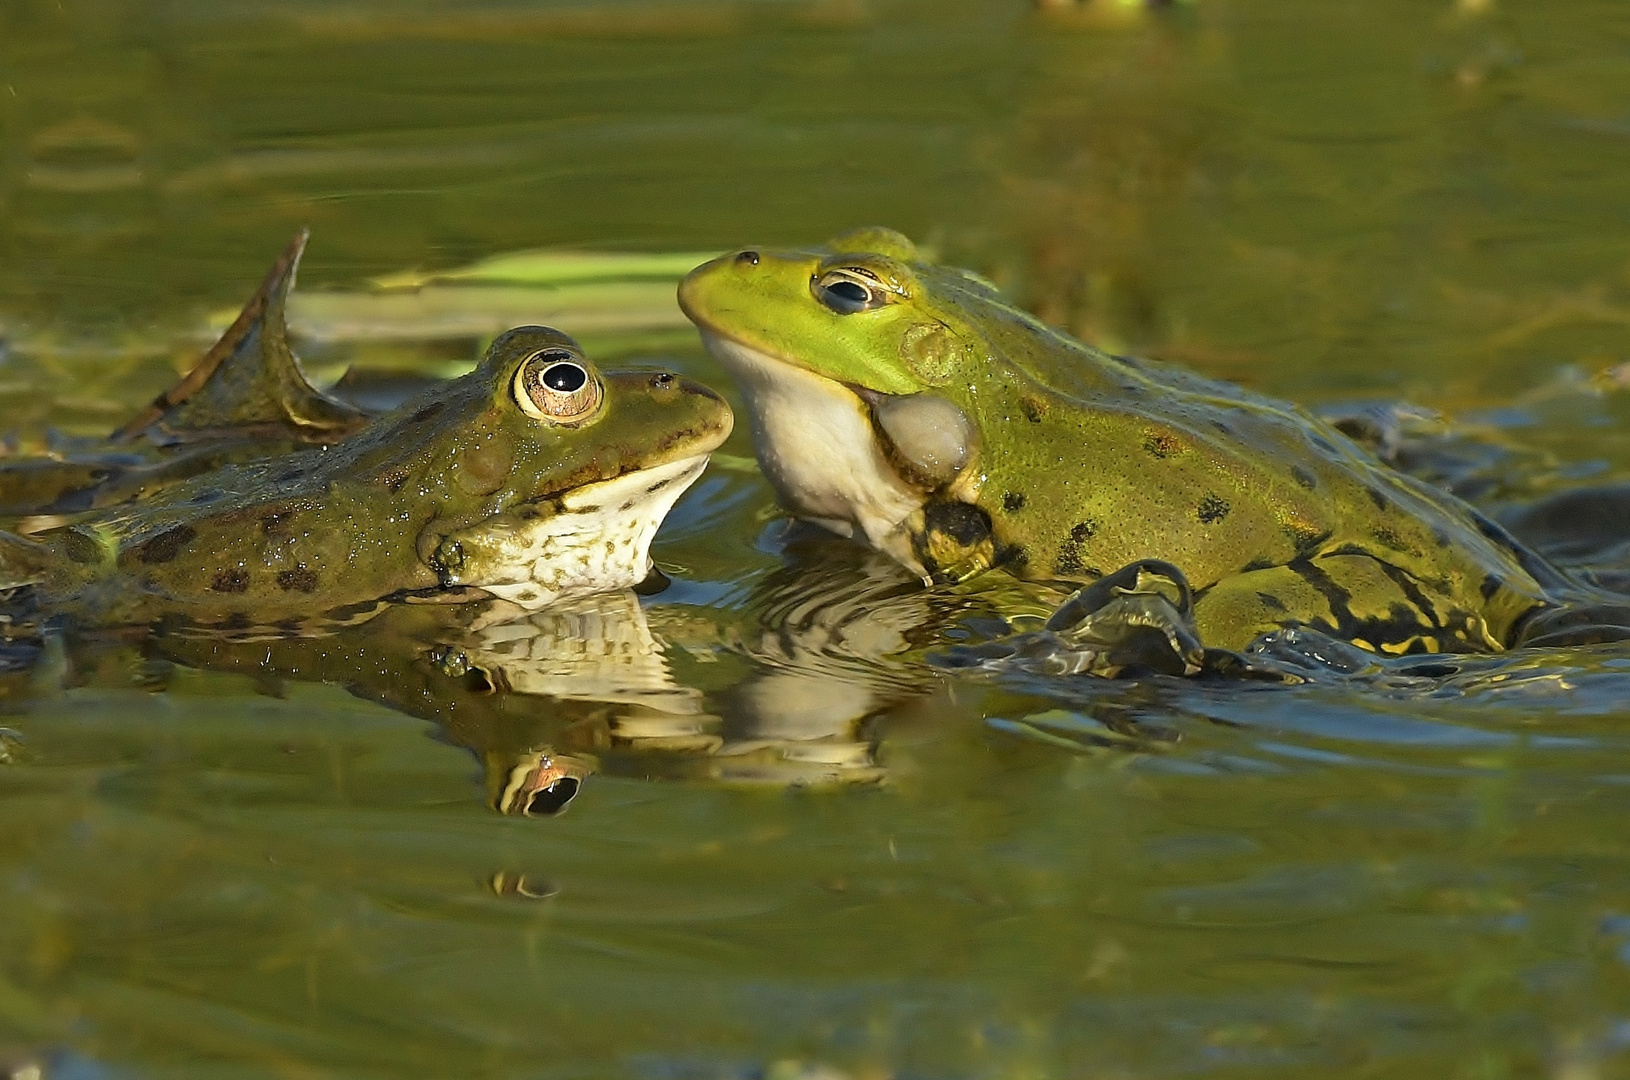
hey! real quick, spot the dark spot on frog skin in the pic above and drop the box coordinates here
[187,488,225,506]
[1284,523,1332,557]
[410,401,445,425]
[276,566,319,592]
[1432,527,1452,549]
[375,466,412,492]
[211,569,249,593]
[1210,418,1233,435]
[1370,525,1417,555]
[61,528,103,565]
[1480,573,1504,600]
[1054,519,1099,575]
[1256,591,1287,613]
[1143,433,1182,459]
[995,543,1029,570]
[273,468,307,484]
[222,612,253,631]
[137,524,197,564]
[1291,465,1317,490]
[261,509,298,536]
[1366,486,1389,512]
[1019,396,1048,423]
[1242,555,1277,572]
[1311,435,1338,455]
[1197,493,1230,524]
[923,501,991,547]
[1002,491,1026,513]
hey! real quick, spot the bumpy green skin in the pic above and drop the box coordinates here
[680,228,1557,654]
[13,327,731,624]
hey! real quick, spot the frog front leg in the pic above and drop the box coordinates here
[936,559,1208,677]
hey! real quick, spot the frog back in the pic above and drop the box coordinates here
[954,303,1551,650]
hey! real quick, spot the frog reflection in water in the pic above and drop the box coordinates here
[0,323,733,625]
[680,227,1630,669]
[0,236,894,818]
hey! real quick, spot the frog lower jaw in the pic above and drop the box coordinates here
[433,454,711,609]
[696,330,928,570]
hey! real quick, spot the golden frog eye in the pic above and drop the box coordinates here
[813,267,893,315]
[513,349,603,423]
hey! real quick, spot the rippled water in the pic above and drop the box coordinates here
[5,1,1630,1077]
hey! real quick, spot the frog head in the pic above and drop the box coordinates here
[413,325,735,607]
[678,229,992,576]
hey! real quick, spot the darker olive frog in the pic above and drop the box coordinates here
[679,227,1592,656]
[0,326,732,624]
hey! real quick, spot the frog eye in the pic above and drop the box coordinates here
[513,349,604,423]
[814,268,892,315]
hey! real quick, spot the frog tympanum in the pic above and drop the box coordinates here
[680,227,1624,661]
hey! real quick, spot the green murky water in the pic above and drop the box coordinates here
[6,1,1630,1076]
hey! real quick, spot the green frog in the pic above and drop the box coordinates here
[678,226,1599,658]
[0,325,732,625]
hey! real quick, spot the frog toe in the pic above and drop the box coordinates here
[1042,559,1206,677]
[934,559,1207,678]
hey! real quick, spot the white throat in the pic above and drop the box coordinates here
[699,331,928,575]
[445,454,711,609]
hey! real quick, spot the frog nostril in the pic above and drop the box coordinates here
[651,372,676,389]
[735,250,759,266]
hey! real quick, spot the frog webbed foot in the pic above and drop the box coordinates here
[936,559,1217,678]
[113,229,367,447]
[1041,559,1205,675]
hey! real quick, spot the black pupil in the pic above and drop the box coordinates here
[826,279,870,304]
[526,777,580,816]
[541,361,587,393]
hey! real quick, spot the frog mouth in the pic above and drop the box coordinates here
[432,454,711,609]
